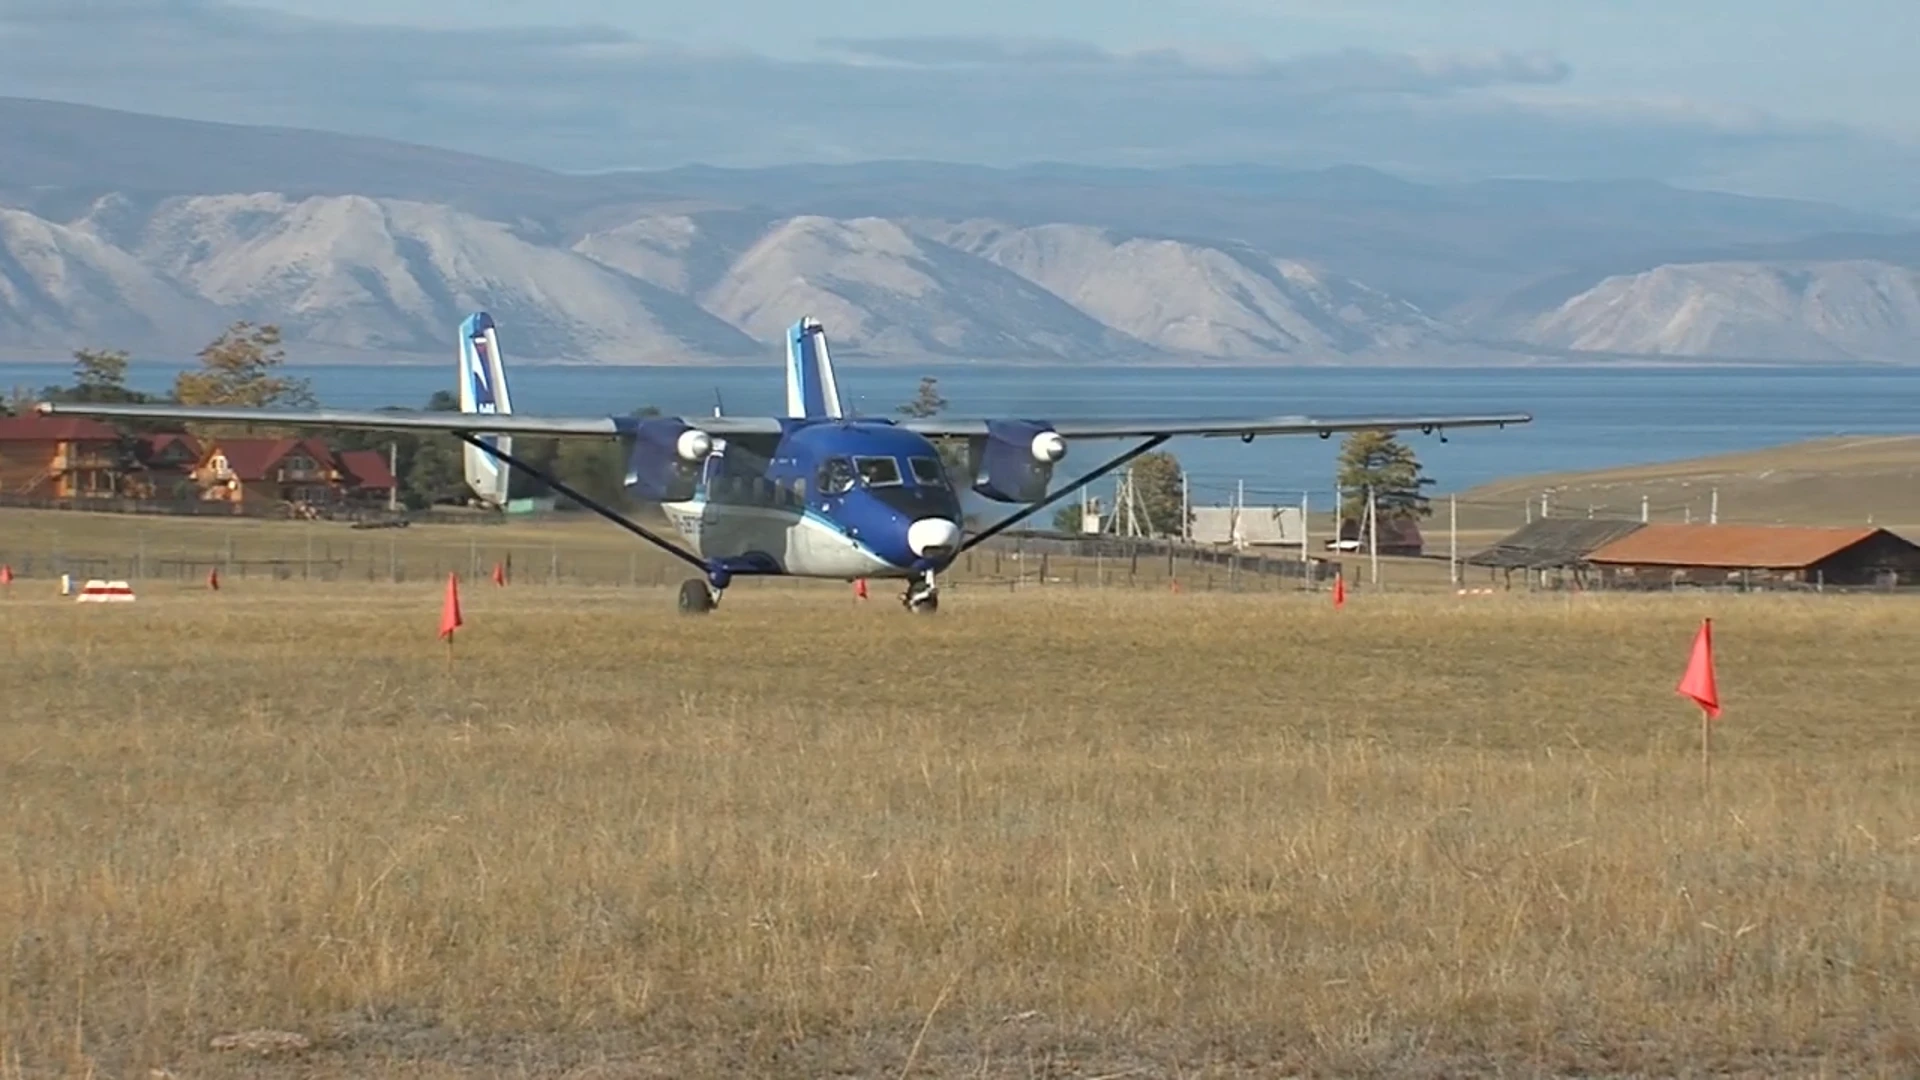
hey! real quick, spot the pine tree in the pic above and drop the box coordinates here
[896,376,948,418]
[1129,451,1188,538]
[896,375,970,484]
[1336,431,1433,525]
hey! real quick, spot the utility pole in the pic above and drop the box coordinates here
[1234,478,1245,550]
[387,442,399,513]
[1641,494,1649,523]
[1541,491,1551,519]
[1449,493,1458,586]
[1300,490,1310,565]
[1710,488,1719,525]
[1367,485,1379,586]
[1167,468,1182,538]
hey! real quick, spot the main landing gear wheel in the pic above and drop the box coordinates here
[903,576,939,615]
[678,578,716,615]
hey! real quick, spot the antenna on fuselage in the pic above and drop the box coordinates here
[713,388,725,417]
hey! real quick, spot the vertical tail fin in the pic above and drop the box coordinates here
[785,317,844,420]
[457,312,514,507]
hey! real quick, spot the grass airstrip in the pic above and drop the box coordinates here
[2,575,1915,1077]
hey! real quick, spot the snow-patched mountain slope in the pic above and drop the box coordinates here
[0,207,223,351]
[928,220,1449,357]
[1521,259,1920,362]
[121,194,763,361]
[691,215,1154,360]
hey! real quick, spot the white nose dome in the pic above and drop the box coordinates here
[907,517,962,556]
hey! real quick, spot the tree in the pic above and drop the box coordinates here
[173,322,316,412]
[1127,451,1188,538]
[36,347,165,422]
[897,376,948,418]
[71,348,131,399]
[1336,431,1433,525]
[895,375,971,485]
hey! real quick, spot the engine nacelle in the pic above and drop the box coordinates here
[676,428,713,462]
[625,418,710,502]
[970,420,1067,503]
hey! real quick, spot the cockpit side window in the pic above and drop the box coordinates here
[817,457,856,496]
[908,456,946,486]
[853,455,903,487]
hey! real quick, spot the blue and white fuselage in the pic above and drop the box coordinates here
[613,316,987,608]
[657,418,965,581]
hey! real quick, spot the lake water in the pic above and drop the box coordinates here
[4,361,1915,507]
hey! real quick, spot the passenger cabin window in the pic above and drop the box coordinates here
[908,456,945,485]
[854,456,903,487]
[817,457,856,496]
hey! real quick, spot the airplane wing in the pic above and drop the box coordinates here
[31,402,786,437]
[36,402,1529,440]
[900,412,1531,439]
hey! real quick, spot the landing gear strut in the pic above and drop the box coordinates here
[902,571,939,614]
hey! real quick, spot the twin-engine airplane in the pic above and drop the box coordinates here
[39,312,1531,614]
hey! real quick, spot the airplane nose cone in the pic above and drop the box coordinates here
[907,517,962,557]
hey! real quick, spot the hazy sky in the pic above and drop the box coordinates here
[3,0,1916,214]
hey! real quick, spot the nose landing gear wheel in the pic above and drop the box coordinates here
[678,578,716,614]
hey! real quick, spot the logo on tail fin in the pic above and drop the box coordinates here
[457,312,514,507]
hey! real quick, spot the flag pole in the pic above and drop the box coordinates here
[1700,704,1711,797]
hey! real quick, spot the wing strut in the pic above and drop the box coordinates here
[957,435,1171,554]
[454,433,709,575]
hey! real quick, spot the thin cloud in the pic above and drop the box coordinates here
[0,0,1904,213]
[820,34,1571,95]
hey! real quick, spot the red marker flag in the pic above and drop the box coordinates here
[440,572,464,641]
[207,567,220,591]
[491,561,506,587]
[1332,571,1346,608]
[853,578,868,600]
[1677,617,1720,719]
[0,564,12,586]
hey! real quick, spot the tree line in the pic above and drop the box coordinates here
[7,333,1435,526]
[4,322,654,511]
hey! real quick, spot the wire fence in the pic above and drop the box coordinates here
[0,523,1344,595]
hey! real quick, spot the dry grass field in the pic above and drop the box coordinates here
[2,580,1916,1078]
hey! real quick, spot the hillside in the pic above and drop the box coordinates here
[1453,435,1920,531]
[1516,260,1920,363]
[2,96,1920,365]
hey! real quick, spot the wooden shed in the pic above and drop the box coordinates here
[1585,523,1920,589]
[1465,517,1648,588]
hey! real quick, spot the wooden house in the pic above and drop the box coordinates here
[127,433,204,500]
[0,414,129,498]
[192,436,396,510]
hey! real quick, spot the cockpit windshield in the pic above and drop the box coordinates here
[854,456,903,487]
[817,457,856,496]
[908,456,946,485]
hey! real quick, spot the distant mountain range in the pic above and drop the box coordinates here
[1,96,1917,366]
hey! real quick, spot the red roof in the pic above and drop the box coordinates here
[139,432,202,456]
[203,437,336,481]
[336,449,397,490]
[0,414,120,442]
[1586,523,1897,569]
